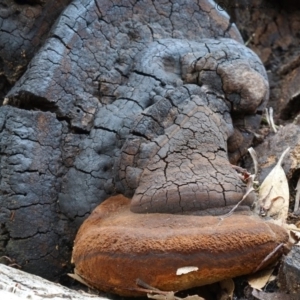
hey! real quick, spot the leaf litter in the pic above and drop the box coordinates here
[255,147,290,225]
[246,146,300,299]
[136,279,205,300]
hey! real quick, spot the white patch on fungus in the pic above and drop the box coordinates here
[176,266,199,275]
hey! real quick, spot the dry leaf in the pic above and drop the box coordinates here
[148,292,176,300]
[219,278,234,300]
[141,279,206,300]
[68,268,94,288]
[247,268,274,290]
[256,147,290,225]
[252,289,290,300]
[176,266,198,275]
[286,224,300,245]
[182,296,205,300]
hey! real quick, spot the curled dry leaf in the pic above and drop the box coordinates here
[219,278,234,300]
[181,296,205,300]
[256,147,290,225]
[176,267,198,275]
[286,224,300,245]
[247,268,274,291]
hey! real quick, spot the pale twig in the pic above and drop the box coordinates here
[269,107,277,133]
[136,278,161,292]
[220,179,255,220]
[0,256,21,269]
[253,243,284,273]
[231,164,248,174]
[294,177,300,213]
[265,107,277,133]
[245,33,255,46]
[277,147,290,166]
[265,108,271,126]
[231,164,251,182]
[136,279,190,300]
[248,147,258,179]
[223,187,254,218]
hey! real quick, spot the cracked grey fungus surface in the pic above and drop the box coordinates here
[0,0,268,279]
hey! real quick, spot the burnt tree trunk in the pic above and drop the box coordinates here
[0,0,299,290]
[0,264,106,300]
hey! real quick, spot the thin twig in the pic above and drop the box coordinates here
[248,147,258,179]
[136,278,161,292]
[294,177,300,213]
[245,33,255,46]
[277,147,290,166]
[265,107,278,133]
[231,165,248,174]
[136,279,181,299]
[269,107,277,133]
[253,243,284,273]
[231,164,252,183]
[0,256,21,269]
[135,287,171,296]
[225,187,254,218]
[265,108,271,127]
[220,175,255,219]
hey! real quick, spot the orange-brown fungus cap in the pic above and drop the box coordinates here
[72,195,288,297]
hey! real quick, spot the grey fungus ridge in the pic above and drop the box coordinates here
[114,38,269,215]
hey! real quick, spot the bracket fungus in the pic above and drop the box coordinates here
[72,195,288,297]
[70,0,288,296]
